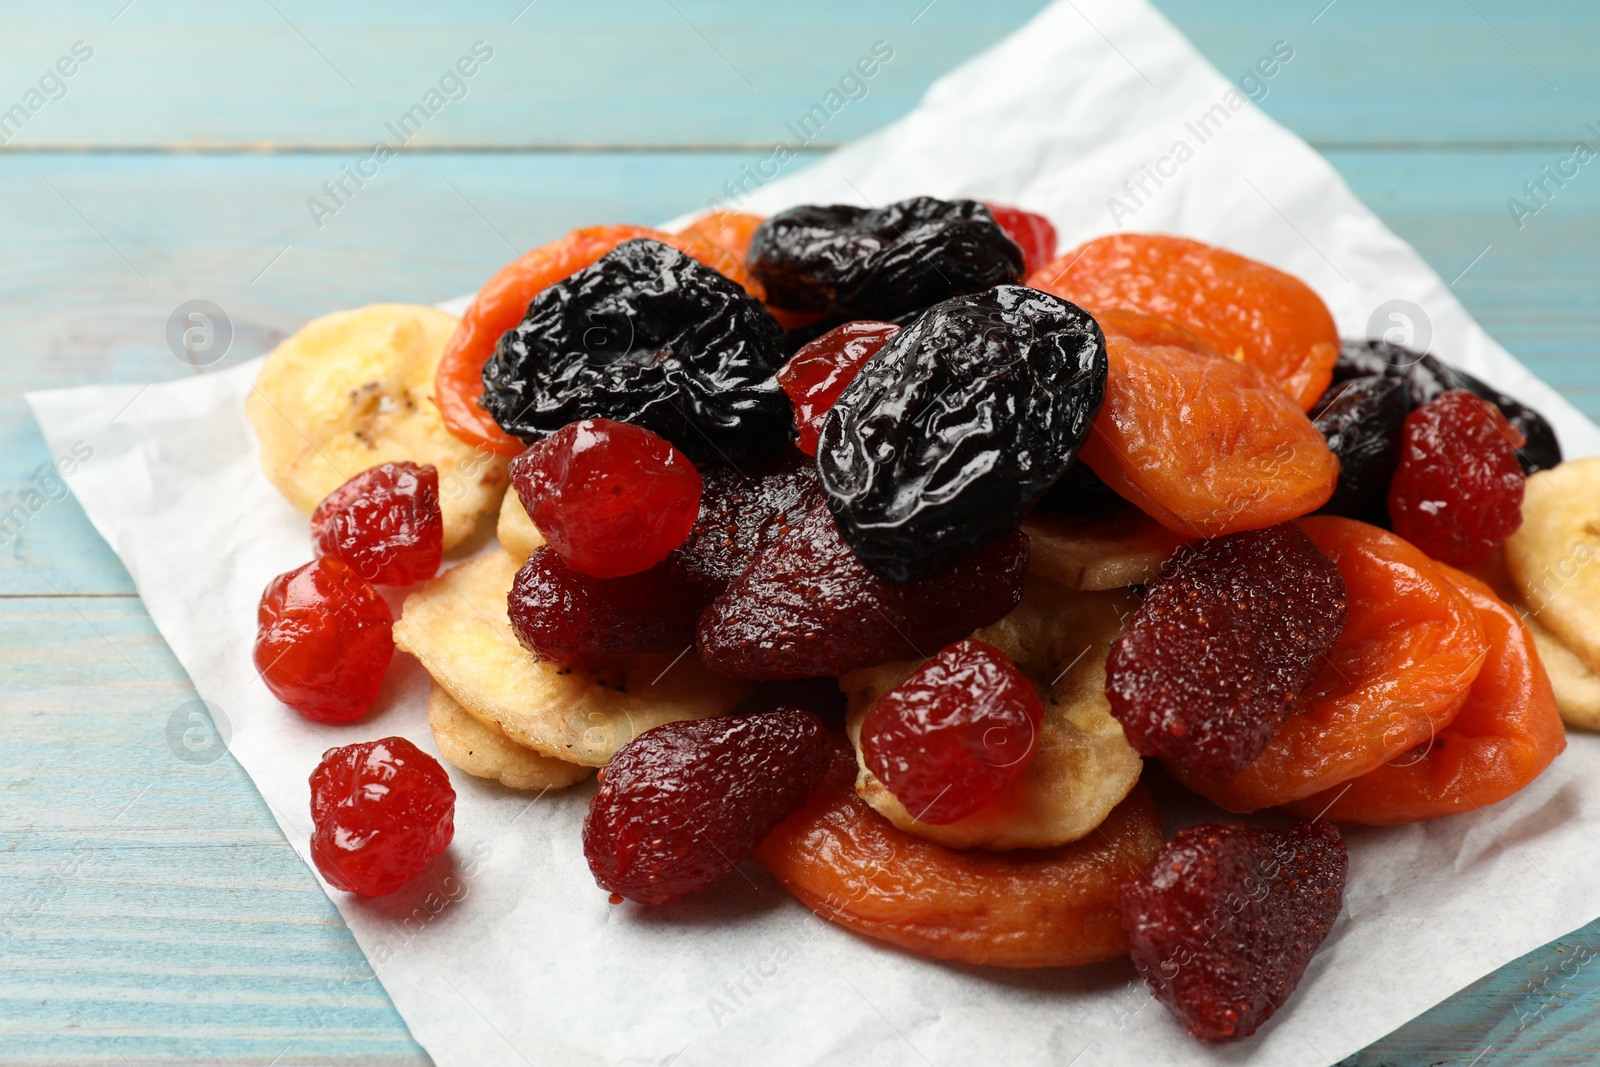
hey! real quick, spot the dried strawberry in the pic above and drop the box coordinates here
[1388,390,1526,568]
[671,452,815,596]
[696,487,1028,680]
[1106,523,1348,778]
[311,461,443,586]
[510,418,703,579]
[775,321,899,455]
[253,557,393,724]
[309,736,456,897]
[583,709,832,904]
[861,639,1043,824]
[1120,820,1348,1043]
[507,546,702,666]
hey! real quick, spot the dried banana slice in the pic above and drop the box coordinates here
[496,489,546,560]
[1505,458,1600,675]
[842,577,1143,850]
[393,550,747,766]
[1522,612,1600,731]
[246,304,509,549]
[427,684,592,790]
[1021,507,1188,590]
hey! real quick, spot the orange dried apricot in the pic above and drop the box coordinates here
[1030,234,1339,410]
[1078,312,1338,538]
[1284,566,1564,825]
[676,211,765,262]
[1169,516,1490,812]
[752,743,1164,968]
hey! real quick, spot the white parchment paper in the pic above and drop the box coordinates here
[29,1,1600,1064]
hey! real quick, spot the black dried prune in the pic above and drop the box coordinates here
[747,197,1024,321]
[1332,337,1425,383]
[480,239,790,464]
[817,285,1106,582]
[1311,374,1409,525]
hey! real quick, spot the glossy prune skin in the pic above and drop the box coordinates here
[481,239,790,464]
[747,197,1024,321]
[1335,340,1561,474]
[1310,374,1410,525]
[818,285,1106,581]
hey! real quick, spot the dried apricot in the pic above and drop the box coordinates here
[1285,567,1564,825]
[1030,234,1339,410]
[676,211,765,262]
[1078,315,1338,538]
[1169,516,1489,811]
[753,742,1165,967]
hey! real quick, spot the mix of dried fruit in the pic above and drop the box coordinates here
[244,194,1584,1044]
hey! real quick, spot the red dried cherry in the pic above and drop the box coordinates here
[982,203,1057,277]
[311,461,443,586]
[507,546,703,666]
[776,321,900,455]
[1388,390,1526,568]
[1120,820,1348,1043]
[509,418,702,579]
[1106,523,1349,778]
[861,639,1043,825]
[309,736,456,897]
[254,557,393,723]
[583,709,831,904]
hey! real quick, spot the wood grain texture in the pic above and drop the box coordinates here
[4,1,1600,1065]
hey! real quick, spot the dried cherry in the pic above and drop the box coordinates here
[860,639,1044,825]
[254,557,393,723]
[697,487,1028,680]
[754,744,1165,968]
[507,546,702,667]
[509,418,702,578]
[776,321,899,455]
[583,709,831,904]
[1310,374,1410,525]
[311,461,443,586]
[480,239,791,463]
[746,196,1024,320]
[1389,391,1525,569]
[982,202,1057,277]
[1107,524,1349,778]
[818,285,1107,581]
[1120,820,1347,1043]
[1031,234,1340,411]
[310,736,456,897]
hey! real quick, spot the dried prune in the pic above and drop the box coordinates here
[583,709,831,904]
[671,451,815,596]
[509,418,702,578]
[310,736,456,897]
[746,197,1024,320]
[1310,374,1410,525]
[1107,524,1348,778]
[311,461,443,586]
[480,239,791,463]
[1389,391,1526,569]
[697,487,1028,680]
[776,321,900,455]
[507,546,703,666]
[861,639,1043,825]
[817,285,1106,581]
[1119,820,1347,1043]
[254,557,394,723]
[1331,337,1427,383]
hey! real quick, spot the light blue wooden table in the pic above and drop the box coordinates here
[4,2,1599,1063]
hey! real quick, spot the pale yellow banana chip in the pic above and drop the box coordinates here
[1523,612,1600,731]
[428,684,592,790]
[246,304,509,549]
[1021,507,1187,590]
[393,550,747,766]
[841,577,1142,850]
[1505,457,1600,676]
[497,489,546,560]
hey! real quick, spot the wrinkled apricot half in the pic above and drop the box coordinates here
[752,744,1164,968]
[436,224,761,454]
[676,211,765,262]
[1170,516,1490,812]
[1285,567,1564,825]
[1078,313,1338,538]
[1029,234,1339,411]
